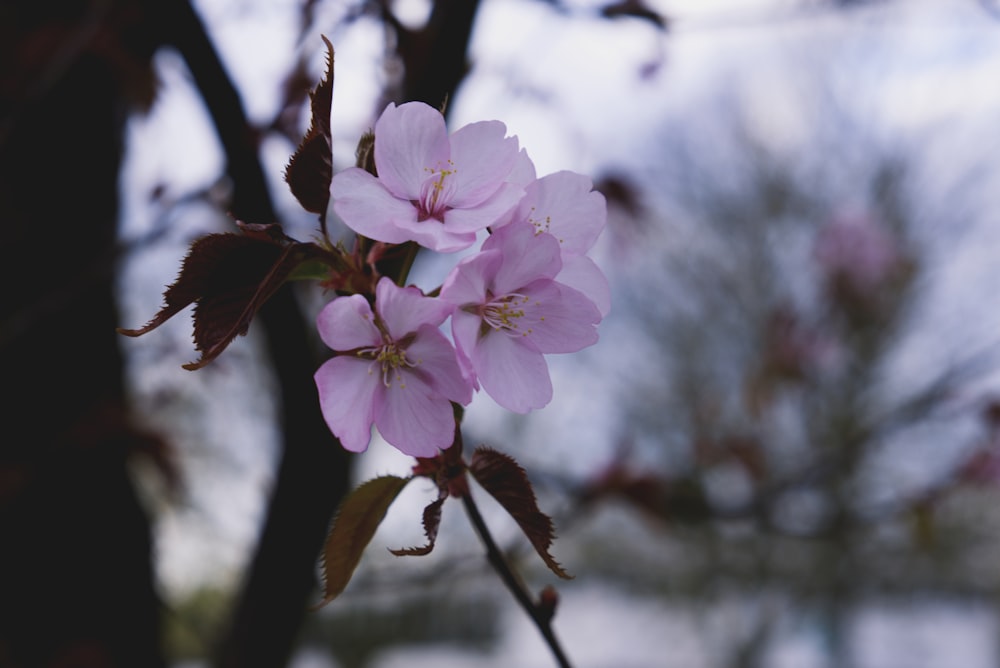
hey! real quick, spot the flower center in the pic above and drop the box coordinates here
[417,162,457,222]
[359,341,416,387]
[480,293,532,337]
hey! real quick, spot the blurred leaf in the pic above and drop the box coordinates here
[582,461,713,525]
[389,495,445,557]
[284,35,334,216]
[468,447,572,580]
[355,129,376,175]
[317,475,412,607]
[118,223,334,370]
[600,0,669,30]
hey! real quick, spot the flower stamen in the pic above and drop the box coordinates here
[481,293,534,337]
[358,341,417,387]
[418,161,457,222]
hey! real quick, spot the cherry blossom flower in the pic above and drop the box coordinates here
[440,221,603,413]
[314,277,471,457]
[330,101,524,252]
[494,170,611,316]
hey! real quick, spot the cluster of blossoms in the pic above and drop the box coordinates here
[314,101,609,458]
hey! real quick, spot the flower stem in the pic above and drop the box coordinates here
[394,240,420,287]
[460,491,573,668]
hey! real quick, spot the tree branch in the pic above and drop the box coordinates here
[160,2,352,666]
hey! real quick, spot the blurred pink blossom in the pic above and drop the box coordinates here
[813,213,903,297]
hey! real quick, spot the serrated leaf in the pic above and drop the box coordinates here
[284,35,334,216]
[389,495,445,557]
[316,475,412,607]
[118,224,334,369]
[468,447,572,579]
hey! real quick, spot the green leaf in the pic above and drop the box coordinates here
[468,447,573,580]
[316,475,412,608]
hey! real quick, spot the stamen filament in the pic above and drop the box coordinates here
[481,293,532,336]
[358,341,417,387]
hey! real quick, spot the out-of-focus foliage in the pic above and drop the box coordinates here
[550,19,1000,662]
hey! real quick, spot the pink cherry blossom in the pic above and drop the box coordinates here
[440,221,602,413]
[330,101,525,252]
[314,277,471,457]
[493,170,611,316]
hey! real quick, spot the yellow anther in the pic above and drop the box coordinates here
[481,292,535,336]
[358,341,416,387]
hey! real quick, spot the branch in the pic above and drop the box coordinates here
[461,492,573,668]
[159,2,352,666]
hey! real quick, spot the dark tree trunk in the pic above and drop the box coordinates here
[0,1,490,665]
[0,1,165,666]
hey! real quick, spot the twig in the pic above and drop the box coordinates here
[460,491,573,668]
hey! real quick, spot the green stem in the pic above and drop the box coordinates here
[393,240,421,287]
[460,491,573,668]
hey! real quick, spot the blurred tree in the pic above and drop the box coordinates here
[572,62,1000,665]
[0,1,165,666]
[0,0,350,665]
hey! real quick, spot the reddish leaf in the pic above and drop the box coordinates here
[316,475,412,607]
[389,494,445,557]
[468,447,572,579]
[118,224,331,369]
[284,35,334,216]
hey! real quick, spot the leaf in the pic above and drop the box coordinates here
[468,447,572,579]
[354,129,376,175]
[389,495,445,557]
[317,475,412,607]
[118,223,333,370]
[284,35,335,216]
[600,0,669,30]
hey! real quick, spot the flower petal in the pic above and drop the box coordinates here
[316,294,380,351]
[375,372,456,457]
[484,221,562,294]
[389,218,479,253]
[508,148,537,189]
[557,254,611,317]
[374,102,450,199]
[513,171,606,254]
[442,182,524,234]
[331,168,420,244]
[315,356,378,452]
[448,120,519,207]
[448,309,482,388]
[473,332,553,413]
[440,250,502,307]
[517,280,601,354]
[407,325,473,405]
[375,277,452,340]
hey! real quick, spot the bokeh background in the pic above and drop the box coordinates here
[5,0,1000,666]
